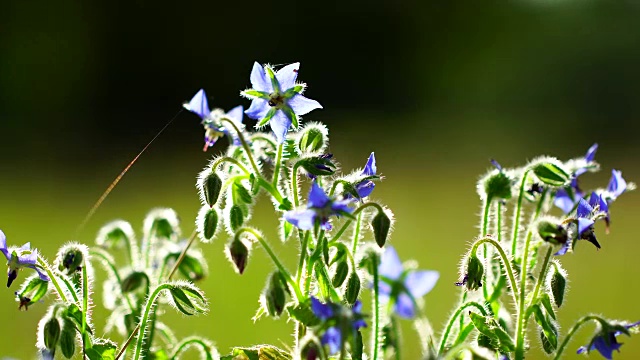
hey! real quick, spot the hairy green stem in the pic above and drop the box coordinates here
[272,142,284,186]
[481,197,492,300]
[36,258,69,303]
[296,231,311,287]
[291,163,301,207]
[133,283,172,360]
[553,315,609,360]
[471,237,519,303]
[511,170,530,257]
[438,302,488,355]
[81,265,90,354]
[352,212,363,254]
[210,156,251,176]
[329,202,384,243]
[220,118,260,176]
[372,254,381,360]
[169,337,212,359]
[528,246,553,315]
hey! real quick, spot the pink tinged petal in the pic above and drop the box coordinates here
[275,62,300,90]
[404,270,439,298]
[378,246,403,280]
[394,292,416,319]
[284,209,316,231]
[245,99,270,120]
[250,62,272,92]
[184,89,211,119]
[226,105,244,125]
[363,152,376,176]
[288,94,322,116]
[0,230,8,260]
[269,110,292,143]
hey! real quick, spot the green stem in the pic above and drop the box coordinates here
[553,315,609,360]
[528,246,553,314]
[272,142,284,186]
[36,258,69,303]
[292,163,301,207]
[329,202,384,243]
[511,170,530,257]
[481,197,492,299]
[497,201,503,242]
[211,156,251,175]
[220,118,260,175]
[237,227,303,301]
[514,189,548,360]
[296,231,311,287]
[82,265,89,355]
[470,237,519,304]
[352,212,363,254]
[372,254,381,360]
[58,276,80,304]
[250,134,277,149]
[438,302,488,355]
[133,283,173,360]
[170,337,212,359]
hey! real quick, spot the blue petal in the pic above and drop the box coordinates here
[308,182,331,209]
[284,209,316,231]
[356,181,375,198]
[245,99,270,120]
[310,297,334,320]
[578,218,595,236]
[27,265,50,281]
[588,192,600,209]
[363,152,376,176]
[599,195,609,215]
[491,159,503,171]
[250,62,272,92]
[18,251,37,266]
[577,199,594,219]
[585,143,598,162]
[554,242,571,256]
[19,242,31,251]
[352,300,363,314]
[625,321,640,330]
[330,199,354,215]
[591,334,621,360]
[554,189,576,214]
[275,62,299,91]
[607,170,627,199]
[352,318,367,330]
[269,110,292,144]
[404,270,439,298]
[377,280,392,297]
[288,94,322,116]
[184,89,210,119]
[321,327,342,355]
[226,105,244,125]
[378,246,403,280]
[0,230,8,260]
[394,292,415,319]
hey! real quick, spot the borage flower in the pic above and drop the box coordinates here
[310,297,366,355]
[285,182,353,231]
[556,197,603,256]
[554,143,599,214]
[577,321,640,360]
[0,230,49,287]
[355,152,377,199]
[184,89,245,151]
[377,246,439,318]
[242,62,322,143]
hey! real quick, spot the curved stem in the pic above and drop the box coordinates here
[481,197,492,299]
[58,275,80,304]
[237,227,303,301]
[511,170,530,257]
[220,118,260,175]
[169,337,212,359]
[470,237,519,304]
[497,201,503,242]
[133,283,173,360]
[352,212,363,255]
[249,134,277,149]
[553,315,609,360]
[329,202,384,243]
[272,142,284,186]
[36,257,69,303]
[211,156,250,175]
[438,302,488,355]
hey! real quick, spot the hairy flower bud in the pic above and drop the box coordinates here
[483,172,512,200]
[16,275,49,310]
[332,260,349,288]
[344,272,361,305]
[200,170,223,207]
[121,271,149,293]
[530,159,570,187]
[263,272,287,318]
[95,220,136,250]
[55,244,88,275]
[371,209,392,248]
[196,205,219,243]
[59,318,76,358]
[537,219,568,246]
[547,263,567,307]
[461,255,484,291]
[228,205,245,232]
[226,237,250,274]
[42,316,61,351]
[143,208,181,240]
[168,282,207,315]
[297,122,328,154]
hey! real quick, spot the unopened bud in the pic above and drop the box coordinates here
[59,319,76,358]
[299,155,336,177]
[228,205,245,232]
[121,271,148,293]
[43,316,61,351]
[548,265,566,307]
[463,255,484,291]
[168,283,207,316]
[332,261,349,288]
[55,244,87,275]
[196,206,219,243]
[483,172,512,200]
[200,170,223,207]
[344,272,361,305]
[298,123,327,153]
[264,272,286,318]
[531,161,570,187]
[537,220,568,245]
[227,237,249,274]
[371,210,392,248]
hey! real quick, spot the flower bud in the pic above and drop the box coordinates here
[344,272,361,305]
[228,205,245,232]
[299,155,336,177]
[200,170,223,207]
[143,208,181,240]
[177,253,207,281]
[121,271,149,293]
[227,237,250,274]
[300,338,321,360]
[482,171,512,200]
[95,220,135,250]
[42,316,61,351]
[232,181,253,205]
[332,261,349,288]
[463,255,484,291]
[59,318,76,358]
[16,275,49,310]
[263,272,287,318]
[531,160,570,187]
[55,244,87,275]
[547,263,567,307]
[297,123,328,154]
[196,206,219,243]
[537,220,568,246]
[371,210,392,248]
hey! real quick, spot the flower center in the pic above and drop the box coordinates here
[268,93,285,108]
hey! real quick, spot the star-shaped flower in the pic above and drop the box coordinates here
[377,246,439,318]
[0,230,49,287]
[241,62,322,143]
[284,182,353,231]
[310,297,366,355]
[555,197,603,256]
[184,89,245,151]
[355,152,377,198]
[577,321,640,360]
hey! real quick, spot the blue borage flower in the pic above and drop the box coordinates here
[0,230,49,287]
[554,143,599,213]
[577,321,640,360]
[555,194,607,256]
[355,152,377,198]
[184,89,245,151]
[310,297,366,355]
[284,182,354,231]
[241,62,322,143]
[377,246,439,318]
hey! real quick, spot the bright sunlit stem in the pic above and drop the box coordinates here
[553,315,609,360]
[438,301,488,355]
[219,118,260,176]
[470,237,519,305]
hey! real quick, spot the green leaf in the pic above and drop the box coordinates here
[86,341,117,360]
[226,345,292,360]
[241,90,270,99]
[278,197,293,211]
[257,108,277,128]
[532,162,570,187]
[233,181,253,204]
[314,262,332,299]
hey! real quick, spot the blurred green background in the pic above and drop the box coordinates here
[2,0,640,358]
